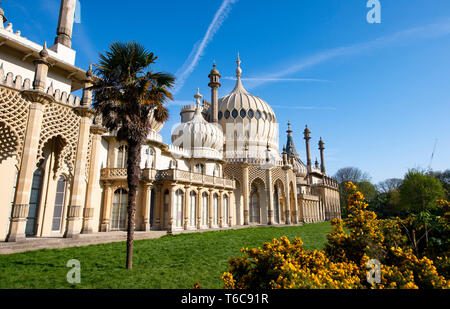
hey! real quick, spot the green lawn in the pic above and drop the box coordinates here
[0,222,332,289]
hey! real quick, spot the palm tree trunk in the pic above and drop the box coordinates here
[126,140,142,270]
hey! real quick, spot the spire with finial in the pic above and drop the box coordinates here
[231,53,248,94]
[39,42,49,60]
[287,121,293,134]
[194,88,203,111]
[236,52,242,79]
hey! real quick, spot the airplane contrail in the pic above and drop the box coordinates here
[174,0,238,94]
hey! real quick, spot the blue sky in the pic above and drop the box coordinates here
[4,0,450,183]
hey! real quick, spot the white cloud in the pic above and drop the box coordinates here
[173,0,238,94]
[223,77,330,83]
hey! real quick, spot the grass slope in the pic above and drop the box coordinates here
[0,222,332,289]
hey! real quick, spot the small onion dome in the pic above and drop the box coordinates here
[39,42,49,59]
[217,54,279,159]
[172,89,224,159]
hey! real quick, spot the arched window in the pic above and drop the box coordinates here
[213,194,219,227]
[224,110,230,119]
[223,195,229,226]
[248,109,254,119]
[146,147,155,168]
[174,189,184,228]
[273,187,280,224]
[232,109,238,119]
[240,109,246,118]
[189,191,197,227]
[213,164,221,177]
[52,175,66,232]
[250,186,260,224]
[169,159,177,169]
[163,189,169,227]
[218,111,223,121]
[201,192,209,227]
[117,145,128,168]
[194,163,205,174]
[25,169,43,236]
[112,189,128,230]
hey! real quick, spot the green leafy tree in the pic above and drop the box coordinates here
[92,42,175,269]
[399,169,446,214]
[431,170,450,200]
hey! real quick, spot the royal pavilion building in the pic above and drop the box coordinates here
[0,0,340,242]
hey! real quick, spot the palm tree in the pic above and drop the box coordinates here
[92,42,175,270]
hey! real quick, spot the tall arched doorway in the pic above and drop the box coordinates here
[250,185,260,224]
[189,191,197,228]
[273,186,280,224]
[223,195,229,227]
[174,189,184,228]
[201,192,209,228]
[111,188,128,230]
[25,169,43,236]
[51,175,67,232]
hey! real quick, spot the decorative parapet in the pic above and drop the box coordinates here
[147,129,162,143]
[100,167,235,189]
[226,157,284,167]
[181,104,195,112]
[100,168,128,180]
[0,65,82,107]
[310,176,339,189]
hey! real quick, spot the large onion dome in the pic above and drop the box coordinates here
[172,89,224,159]
[217,54,279,160]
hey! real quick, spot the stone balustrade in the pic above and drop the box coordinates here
[100,167,235,189]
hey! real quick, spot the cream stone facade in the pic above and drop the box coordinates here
[0,1,340,243]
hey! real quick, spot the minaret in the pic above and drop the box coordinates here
[208,61,221,123]
[318,137,326,174]
[285,121,299,160]
[54,0,76,48]
[303,125,312,167]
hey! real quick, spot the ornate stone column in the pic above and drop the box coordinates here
[81,117,107,234]
[208,189,213,228]
[7,45,52,242]
[64,69,95,238]
[228,190,234,226]
[218,190,224,228]
[167,185,176,234]
[100,182,112,232]
[285,176,291,225]
[265,169,274,225]
[292,181,299,224]
[183,186,189,230]
[196,188,201,229]
[141,183,153,231]
[242,165,249,225]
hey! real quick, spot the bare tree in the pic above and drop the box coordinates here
[376,178,403,193]
[333,167,371,184]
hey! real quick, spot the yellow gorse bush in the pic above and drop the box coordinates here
[222,182,449,289]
